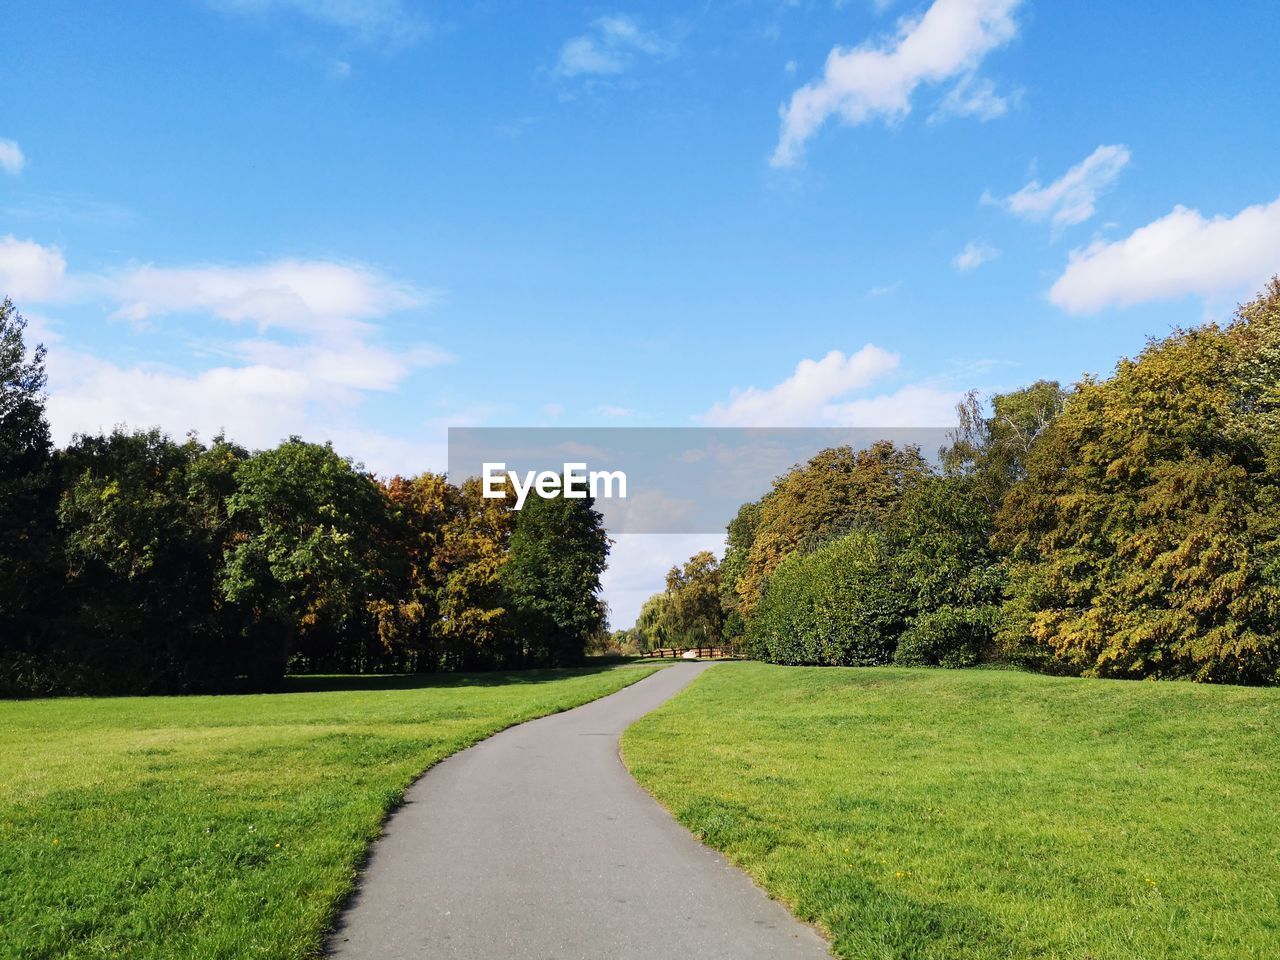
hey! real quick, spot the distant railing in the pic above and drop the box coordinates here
[640,645,736,660]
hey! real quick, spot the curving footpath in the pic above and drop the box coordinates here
[327,663,831,959]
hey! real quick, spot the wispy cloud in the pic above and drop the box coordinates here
[771,0,1022,167]
[209,0,427,48]
[5,192,138,226]
[0,139,25,176]
[991,144,1131,228]
[1050,195,1280,313]
[554,15,673,79]
[953,240,1000,271]
[867,280,903,298]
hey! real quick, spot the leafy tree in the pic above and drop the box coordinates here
[373,473,460,671]
[663,551,724,647]
[634,592,673,652]
[886,475,1005,668]
[435,476,518,669]
[0,300,60,693]
[222,438,395,674]
[718,500,760,641]
[943,380,1071,511]
[56,429,229,693]
[734,441,932,617]
[996,279,1280,683]
[501,486,609,666]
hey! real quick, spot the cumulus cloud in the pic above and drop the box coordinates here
[4,240,449,473]
[554,15,672,78]
[0,235,69,301]
[0,139,25,176]
[701,345,900,426]
[995,144,1130,228]
[953,240,1000,271]
[1049,195,1280,313]
[771,0,1021,166]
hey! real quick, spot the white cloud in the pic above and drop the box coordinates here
[700,345,900,426]
[1049,196,1280,313]
[0,235,69,301]
[822,383,966,426]
[996,144,1130,227]
[43,345,444,475]
[933,74,1011,121]
[0,139,25,176]
[210,0,426,47]
[10,242,449,474]
[106,259,426,337]
[598,404,635,418]
[771,0,1021,166]
[554,15,672,78]
[953,239,1000,271]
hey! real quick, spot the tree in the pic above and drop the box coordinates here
[56,429,228,693]
[501,486,609,666]
[222,438,395,674]
[435,476,518,669]
[373,473,460,671]
[886,475,1005,668]
[663,551,724,647]
[0,300,59,693]
[718,500,760,641]
[943,380,1071,512]
[996,279,1280,684]
[734,441,932,617]
[634,592,673,652]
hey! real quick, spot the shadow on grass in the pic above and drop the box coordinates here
[282,659,646,694]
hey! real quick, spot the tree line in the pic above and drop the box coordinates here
[627,279,1280,685]
[0,298,610,696]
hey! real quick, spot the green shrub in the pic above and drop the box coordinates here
[894,605,1000,668]
[748,532,907,666]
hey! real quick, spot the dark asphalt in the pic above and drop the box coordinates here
[326,662,832,959]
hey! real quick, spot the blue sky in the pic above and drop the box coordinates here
[3,0,1280,623]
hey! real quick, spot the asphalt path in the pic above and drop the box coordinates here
[327,662,831,959]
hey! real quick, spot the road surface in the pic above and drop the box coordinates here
[327,662,831,959]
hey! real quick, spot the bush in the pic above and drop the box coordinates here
[894,605,1000,668]
[747,532,907,666]
[745,474,1007,670]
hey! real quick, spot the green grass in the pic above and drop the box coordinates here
[622,662,1280,960]
[0,663,659,960]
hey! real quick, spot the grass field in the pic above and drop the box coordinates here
[623,662,1280,960]
[0,663,659,960]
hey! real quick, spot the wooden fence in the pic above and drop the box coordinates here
[640,646,736,660]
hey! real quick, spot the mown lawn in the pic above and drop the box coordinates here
[622,662,1280,960]
[0,663,659,959]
